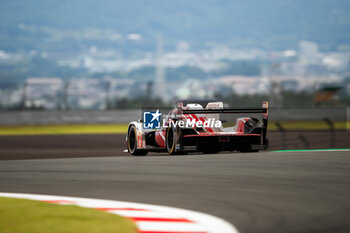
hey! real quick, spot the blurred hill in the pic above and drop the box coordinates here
[1,0,350,51]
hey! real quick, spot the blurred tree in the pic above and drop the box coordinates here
[281,90,314,107]
[166,66,208,81]
[114,97,166,109]
[211,60,261,77]
[216,92,268,108]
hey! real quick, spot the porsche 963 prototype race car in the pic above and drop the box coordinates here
[126,100,269,155]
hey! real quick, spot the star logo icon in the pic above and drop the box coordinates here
[143,109,162,129]
[150,109,162,122]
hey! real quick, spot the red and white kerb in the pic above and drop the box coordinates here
[0,192,239,233]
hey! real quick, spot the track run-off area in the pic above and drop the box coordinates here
[0,192,237,233]
[1,147,350,233]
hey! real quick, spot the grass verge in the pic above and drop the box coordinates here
[0,197,137,233]
[0,124,129,135]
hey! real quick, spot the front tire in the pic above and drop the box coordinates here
[127,125,148,156]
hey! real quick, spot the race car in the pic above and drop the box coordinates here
[126,100,269,155]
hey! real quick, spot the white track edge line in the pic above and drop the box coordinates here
[0,192,239,233]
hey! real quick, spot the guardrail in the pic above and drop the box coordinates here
[0,110,140,126]
[272,116,348,150]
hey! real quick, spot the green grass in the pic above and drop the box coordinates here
[0,124,129,135]
[0,121,348,136]
[0,197,138,233]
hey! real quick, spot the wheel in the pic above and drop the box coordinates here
[240,149,259,153]
[202,147,220,154]
[166,126,187,155]
[239,146,259,153]
[198,143,220,154]
[166,127,176,155]
[127,125,148,156]
[167,126,187,155]
[238,143,259,153]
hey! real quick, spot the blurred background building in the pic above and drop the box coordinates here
[0,0,350,110]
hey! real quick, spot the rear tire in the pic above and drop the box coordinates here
[202,148,220,154]
[127,125,148,156]
[166,126,186,155]
[166,127,176,155]
[198,143,220,154]
[239,143,259,153]
[239,147,259,153]
[240,149,259,153]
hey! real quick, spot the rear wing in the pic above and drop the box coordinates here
[179,101,269,120]
[178,101,269,145]
[182,108,267,114]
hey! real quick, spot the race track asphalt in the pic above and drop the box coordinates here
[1,150,350,233]
[1,131,349,160]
